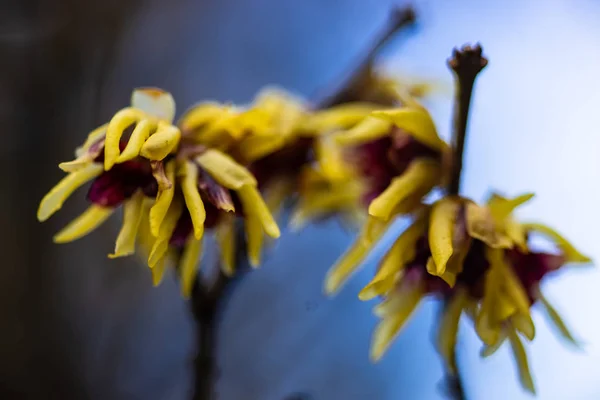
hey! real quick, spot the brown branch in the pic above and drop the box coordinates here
[313,5,416,108]
[447,44,488,195]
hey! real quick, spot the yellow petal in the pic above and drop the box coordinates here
[38,163,104,221]
[335,117,392,146]
[359,214,427,300]
[487,247,531,318]
[152,256,167,286]
[216,214,236,276]
[508,328,536,394]
[109,191,144,258]
[263,178,294,216]
[179,102,227,132]
[361,215,392,245]
[316,134,353,180]
[370,284,424,361]
[148,197,183,268]
[466,202,512,249]
[131,88,176,123]
[290,189,360,231]
[428,197,460,276]
[53,205,114,243]
[505,219,528,252]
[539,293,580,346]
[522,222,592,263]
[324,238,369,295]
[437,288,468,373]
[140,122,181,161]
[370,107,446,151]
[480,332,507,358]
[237,134,286,163]
[475,262,503,345]
[511,313,536,341]
[178,161,206,240]
[237,185,280,238]
[104,108,145,170]
[149,161,176,237]
[245,215,264,267]
[487,192,535,223]
[180,237,203,298]
[196,149,257,190]
[74,123,108,157]
[302,102,379,133]
[116,119,155,163]
[369,159,440,221]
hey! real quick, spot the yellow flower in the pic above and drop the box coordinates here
[325,193,591,394]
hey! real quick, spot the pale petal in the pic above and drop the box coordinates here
[116,119,155,163]
[370,108,446,151]
[38,163,103,221]
[369,159,440,221]
[196,149,257,190]
[437,288,467,373]
[370,284,424,361]
[335,117,392,146]
[522,222,592,263]
[53,205,114,243]
[104,108,145,170]
[178,161,206,240]
[149,161,176,237]
[180,238,203,297]
[131,88,176,123]
[140,123,181,161]
[508,328,536,394]
[109,191,144,258]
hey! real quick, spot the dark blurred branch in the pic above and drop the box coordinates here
[313,5,416,108]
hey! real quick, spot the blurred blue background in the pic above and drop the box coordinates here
[2,0,599,399]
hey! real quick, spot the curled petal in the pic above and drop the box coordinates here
[180,237,203,298]
[508,328,536,394]
[369,159,440,221]
[487,192,535,223]
[370,107,446,152]
[370,280,424,362]
[60,137,105,173]
[465,202,512,249]
[74,124,108,158]
[428,197,461,276]
[178,161,206,240]
[437,287,468,373]
[237,185,280,239]
[149,161,176,237]
[109,191,145,258]
[522,222,591,263]
[104,108,145,170]
[38,163,104,221]
[140,122,181,161]
[480,332,507,358]
[131,88,176,123]
[335,117,392,146]
[53,205,114,243]
[179,102,227,133]
[511,313,536,341]
[216,214,236,276]
[116,120,156,163]
[196,149,257,190]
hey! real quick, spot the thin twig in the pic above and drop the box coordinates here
[313,5,416,108]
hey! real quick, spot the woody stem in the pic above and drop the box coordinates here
[314,5,416,108]
[447,44,488,196]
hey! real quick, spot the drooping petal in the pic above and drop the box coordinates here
[116,119,156,163]
[53,205,114,243]
[104,108,146,170]
[539,293,580,346]
[245,214,264,267]
[324,238,369,295]
[511,313,536,341]
[370,281,424,361]
[38,163,104,221]
[263,178,295,216]
[140,123,181,161]
[466,202,512,249]
[131,88,176,123]
[148,197,183,268]
[216,214,236,276]
[487,248,531,318]
[60,134,106,173]
[476,260,503,345]
[180,237,203,298]
[369,158,440,221]
[196,149,257,190]
[316,134,353,180]
[437,288,468,373]
[522,222,591,263]
[505,219,528,252]
[334,117,392,146]
[109,191,145,258]
[508,328,536,394]
[237,184,280,238]
[480,332,507,358]
[487,192,535,223]
[178,161,206,240]
[152,256,167,286]
[149,161,176,237]
[290,188,361,231]
[428,197,460,276]
[370,107,446,151]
